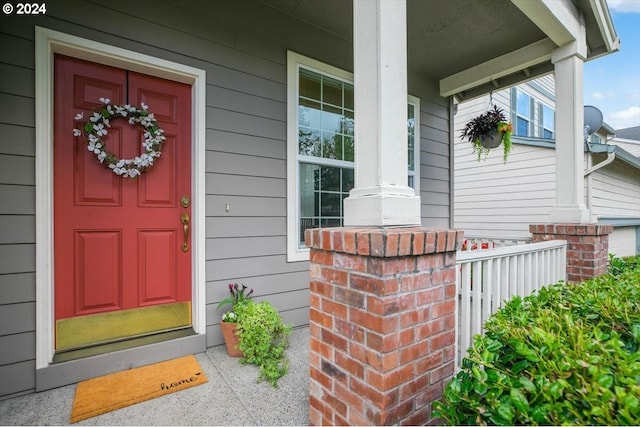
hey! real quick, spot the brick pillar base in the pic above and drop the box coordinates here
[306,226,463,426]
[529,224,613,282]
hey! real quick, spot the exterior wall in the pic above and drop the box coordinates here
[453,79,556,239]
[590,160,640,218]
[413,75,452,229]
[454,75,640,246]
[0,0,451,398]
[608,227,638,257]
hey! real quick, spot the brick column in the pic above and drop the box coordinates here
[530,224,613,282]
[306,226,463,426]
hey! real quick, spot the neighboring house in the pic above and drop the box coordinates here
[454,77,640,256]
[0,0,618,400]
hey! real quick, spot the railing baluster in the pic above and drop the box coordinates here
[471,261,482,338]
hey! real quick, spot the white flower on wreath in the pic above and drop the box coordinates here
[72,99,166,178]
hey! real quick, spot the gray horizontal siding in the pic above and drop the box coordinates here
[0,124,35,157]
[0,245,35,274]
[0,273,35,305]
[0,302,35,335]
[0,360,35,398]
[0,332,35,365]
[0,0,451,398]
[0,155,35,186]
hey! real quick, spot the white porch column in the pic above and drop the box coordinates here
[549,33,590,223]
[343,0,421,226]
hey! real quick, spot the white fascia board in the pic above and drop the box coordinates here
[588,0,620,54]
[440,38,555,97]
[511,0,581,46]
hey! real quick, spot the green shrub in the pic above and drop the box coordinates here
[235,300,292,387]
[608,253,640,277]
[433,265,640,425]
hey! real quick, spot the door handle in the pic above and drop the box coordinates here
[180,212,190,252]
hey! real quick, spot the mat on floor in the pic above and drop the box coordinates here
[70,355,207,423]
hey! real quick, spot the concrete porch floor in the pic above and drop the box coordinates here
[0,327,310,426]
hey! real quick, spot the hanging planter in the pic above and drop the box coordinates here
[479,130,504,149]
[460,105,513,163]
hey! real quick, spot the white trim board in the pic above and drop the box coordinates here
[34,27,207,370]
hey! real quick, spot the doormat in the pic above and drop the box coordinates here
[70,355,207,423]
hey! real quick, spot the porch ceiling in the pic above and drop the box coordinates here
[259,0,618,101]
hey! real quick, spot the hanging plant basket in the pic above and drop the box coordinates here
[460,104,513,163]
[480,130,504,149]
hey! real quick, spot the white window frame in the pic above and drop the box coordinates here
[540,102,555,139]
[286,51,420,262]
[513,88,533,137]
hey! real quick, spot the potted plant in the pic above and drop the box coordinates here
[460,104,513,163]
[235,300,292,387]
[217,283,254,357]
[217,283,292,387]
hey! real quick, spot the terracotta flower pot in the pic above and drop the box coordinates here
[480,130,504,149]
[220,322,242,357]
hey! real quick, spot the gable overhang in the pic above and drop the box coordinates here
[441,0,620,101]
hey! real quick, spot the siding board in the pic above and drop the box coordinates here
[206,195,284,217]
[207,271,309,305]
[206,255,306,282]
[207,236,287,259]
[0,273,35,304]
[206,151,286,179]
[0,332,35,365]
[0,155,35,185]
[206,174,285,198]
[0,244,34,274]
[0,34,34,68]
[0,124,35,157]
[206,217,286,238]
[0,94,34,127]
[208,107,285,140]
[0,63,35,98]
[207,85,285,122]
[0,216,35,244]
[0,302,35,335]
[207,130,285,159]
[0,185,35,215]
[0,360,35,397]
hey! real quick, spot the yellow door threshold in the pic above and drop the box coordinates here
[56,302,191,351]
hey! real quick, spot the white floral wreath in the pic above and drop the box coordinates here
[72,97,166,178]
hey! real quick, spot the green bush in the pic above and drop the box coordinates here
[608,253,640,277]
[235,300,292,387]
[433,265,640,425]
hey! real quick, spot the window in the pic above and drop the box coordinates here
[540,103,554,139]
[287,52,420,261]
[513,89,533,137]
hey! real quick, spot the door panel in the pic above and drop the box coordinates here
[54,54,192,350]
[138,229,178,305]
[74,230,122,314]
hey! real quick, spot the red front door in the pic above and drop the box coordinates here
[53,55,192,350]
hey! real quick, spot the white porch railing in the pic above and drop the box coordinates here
[455,239,567,369]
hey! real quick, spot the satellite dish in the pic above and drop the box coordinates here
[584,105,603,136]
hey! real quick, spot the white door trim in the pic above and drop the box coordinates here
[34,27,206,369]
